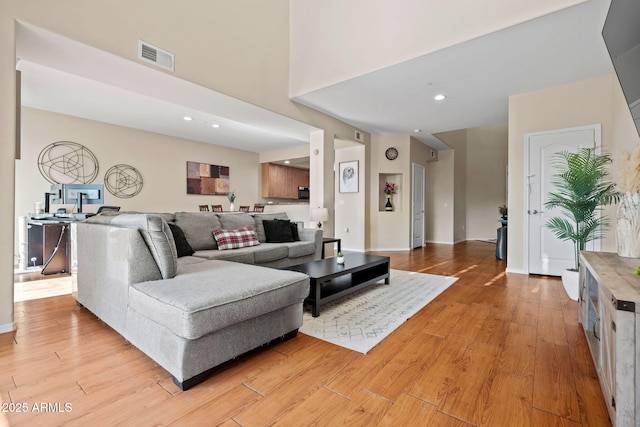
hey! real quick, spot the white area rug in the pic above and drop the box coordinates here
[299,269,457,354]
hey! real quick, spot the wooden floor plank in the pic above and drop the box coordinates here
[2,242,610,426]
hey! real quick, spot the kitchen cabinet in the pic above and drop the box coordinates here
[262,163,309,199]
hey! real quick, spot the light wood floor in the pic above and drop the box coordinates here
[1,242,610,426]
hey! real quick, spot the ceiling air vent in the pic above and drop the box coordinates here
[138,40,174,72]
[354,130,364,142]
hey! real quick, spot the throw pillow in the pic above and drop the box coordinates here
[213,226,260,250]
[263,219,295,243]
[168,223,195,257]
[290,221,300,241]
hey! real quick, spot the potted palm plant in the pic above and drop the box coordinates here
[544,147,620,300]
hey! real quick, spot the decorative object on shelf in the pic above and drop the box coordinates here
[104,164,143,198]
[336,252,345,264]
[617,192,640,257]
[339,160,358,193]
[498,204,508,220]
[38,141,99,184]
[544,148,620,300]
[617,146,640,258]
[186,161,229,195]
[228,190,236,211]
[383,181,397,211]
[310,207,329,229]
[385,147,399,160]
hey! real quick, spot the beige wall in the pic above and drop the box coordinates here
[466,124,508,239]
[426,150,455,244]
[507,73,640,273]
[334,144,366,251]
[15,107,261,253]
[369,135,411,250]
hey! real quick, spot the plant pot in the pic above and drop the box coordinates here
[617,192,640,258]
[561,269,579,301]
[337,256,345,265]
[229,202,235,212]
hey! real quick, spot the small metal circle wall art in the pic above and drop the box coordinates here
[38,141,99,184]
[104,164,144,198]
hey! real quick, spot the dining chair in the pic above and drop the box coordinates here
[198,205,210,212]
[253,204,265,212]
[211,205,223,212]
[239,206,250,212]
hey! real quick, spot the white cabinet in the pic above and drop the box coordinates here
[579,252,640,426]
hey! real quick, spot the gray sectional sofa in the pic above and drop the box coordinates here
[74,211,320,390]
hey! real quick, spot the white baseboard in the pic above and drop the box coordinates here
[0,323,15,334]
[426,240,455,245]
[366,247,411,252]
[506,267,528,275]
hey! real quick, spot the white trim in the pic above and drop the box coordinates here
[341,248,365,253]
[505,267,528,275]
[411,162,426,249]
[367,247,411,252]
[523,123,601,275]
[0,323,15,334]
[426,240,455,245]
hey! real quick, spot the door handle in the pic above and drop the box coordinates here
[528,209,543,215]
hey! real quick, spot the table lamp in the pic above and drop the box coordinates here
[310,207,329,229]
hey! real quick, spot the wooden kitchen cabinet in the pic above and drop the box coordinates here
[262,163,309,199]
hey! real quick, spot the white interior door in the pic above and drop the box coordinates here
[527,125,600,275]
[412,163,425,249]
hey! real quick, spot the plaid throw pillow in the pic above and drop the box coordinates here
[213,226,260,250]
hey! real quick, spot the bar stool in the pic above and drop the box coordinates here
[198,205,209,212]
[211,205,223,212]
[239,206,250,212]
[253,204,265,212]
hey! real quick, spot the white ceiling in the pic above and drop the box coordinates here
[17,0,615,153]
[293,0,614,150]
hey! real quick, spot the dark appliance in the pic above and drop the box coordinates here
[298,186,309,200]
[602,0,640,139]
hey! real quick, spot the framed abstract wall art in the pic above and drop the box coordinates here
[186,161,230,195]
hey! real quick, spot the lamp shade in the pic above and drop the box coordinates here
[310,207,329,222]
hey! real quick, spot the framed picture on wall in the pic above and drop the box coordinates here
[339,160,358,193]
[186,161,230,195]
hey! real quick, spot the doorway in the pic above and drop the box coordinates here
[525,124,601,275]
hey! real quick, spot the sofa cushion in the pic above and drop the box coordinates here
[285,241,317,258]
[192,249,255,264]
[128,260,309,339]
[213,226,260,250]
[251,212,289,242]
[175,212,222,251]
[252,243,289,263]
[218,213,255,230]
[168,224,195,257]
[263,219,295,243]
[111,214,178,279]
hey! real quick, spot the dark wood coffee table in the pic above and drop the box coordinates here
[284,253,390,317]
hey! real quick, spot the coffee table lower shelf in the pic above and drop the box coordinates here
[285,254,390,317]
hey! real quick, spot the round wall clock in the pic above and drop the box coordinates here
[385,147,399,160]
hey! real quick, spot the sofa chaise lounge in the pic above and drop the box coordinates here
[75,211,320,389]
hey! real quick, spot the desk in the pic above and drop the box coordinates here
[28,220,72,275]
[321,237,341,259]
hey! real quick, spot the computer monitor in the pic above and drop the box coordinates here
[49,184,104,213]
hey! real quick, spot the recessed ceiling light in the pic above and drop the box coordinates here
[434,94,446,101]
[183,116,193,121]
[211,123,220,128]
[414,129,422,133]
[284,160,291,164]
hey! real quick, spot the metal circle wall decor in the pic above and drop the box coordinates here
[38,141,99,184]
[104,164,144,198]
